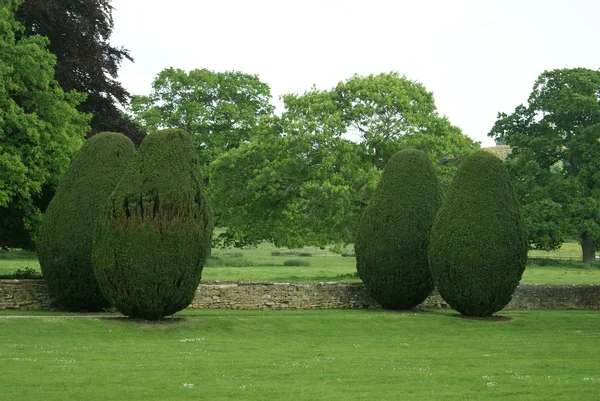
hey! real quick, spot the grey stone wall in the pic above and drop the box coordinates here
[0,280,54,310]
[1,279,599,311]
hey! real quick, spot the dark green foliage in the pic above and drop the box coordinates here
[93,129,213,320]
[429,150,528,316]
[16,0,146,146]
[283,259,311,267]
[205,258,256,268]
[0,267,43,279]
[355,149,442,309]
[37,132,135,311]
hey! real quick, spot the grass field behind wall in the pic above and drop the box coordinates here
[1,240,599,284]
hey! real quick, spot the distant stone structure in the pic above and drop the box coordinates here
[483,145,512,161]
[1,280,599,311]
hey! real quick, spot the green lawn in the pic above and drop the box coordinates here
[1,241,599,284]
[0,309,598,401]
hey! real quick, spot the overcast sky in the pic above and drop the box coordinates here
[110,0,599,146]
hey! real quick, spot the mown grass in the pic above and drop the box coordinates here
[1,241,599,284]
[0,309,598,401]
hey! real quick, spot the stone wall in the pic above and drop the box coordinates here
[0,280,54,310]
[1,279,600,311]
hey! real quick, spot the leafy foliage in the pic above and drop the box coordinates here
[37,132,135,311]
[93,129,213,320]
[0,266,42,279]
[129,67,273,168]
[0,0,90,248]
[429,151,528,316]
[489,68,600,262]
[209,116,377,248]
[355,149,441,309]
[15,0,144,145]
[283,72,478,183]
[210,72,477,248]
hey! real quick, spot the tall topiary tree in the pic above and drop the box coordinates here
[355,149,442,309]
[429,150,528,317]
[37,132,135,310]
[93,128,213,320]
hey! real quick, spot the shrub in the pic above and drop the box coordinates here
[429,150,527,317]
[0,267,43,279]
[37,132,135,311]
[328,245,343,255]
[92,129,213,320]
[271,250,311,257]
[223,252,244,258]
[283,259,311,267]
[205,258,256,268]
[355,149,442,309]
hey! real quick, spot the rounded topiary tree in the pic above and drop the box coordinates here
[429,150,528,317]
[92,128,213,320]
[37,132,136,311]
[355,149,442,309]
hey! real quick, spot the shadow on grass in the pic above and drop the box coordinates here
[453,313,512,322]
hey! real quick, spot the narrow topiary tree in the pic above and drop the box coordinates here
[429,150,528,317]
[355,149,442,309]
[92,128,213,320]
[37,132,136,311]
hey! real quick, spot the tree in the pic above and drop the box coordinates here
[355,149,441,309]
[129,67,273,168]
[0,0,90,247]
[93,129,213,320]
[37,133,135,311]
[283,72,478,185]
[489,68,600,263]
[209,116,376,248]
[209,72,477,248]
[2,0,142,248]
[429,151,528,317]
[15,0,144,145]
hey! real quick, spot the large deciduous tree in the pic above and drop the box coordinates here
[209,72,477,248]
[129,67,273,168]
[283,72,477,186]
[489,68,600,263]
[209,116,377,248]
[0,0,90,247]
[15,0,143,145]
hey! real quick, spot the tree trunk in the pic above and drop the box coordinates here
[581,233,597,263]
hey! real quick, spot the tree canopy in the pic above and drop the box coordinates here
[15,0,144,145]
[489,68,600,263]
[0,0,90,246]
[129,67,273,168]
[209,72,477,248]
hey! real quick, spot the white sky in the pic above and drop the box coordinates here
[110,0,600,146]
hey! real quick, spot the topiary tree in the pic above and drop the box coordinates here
[429,150,528,317]
[92,128,213,320]
[355,149,442,309]
[37,132,135,311]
